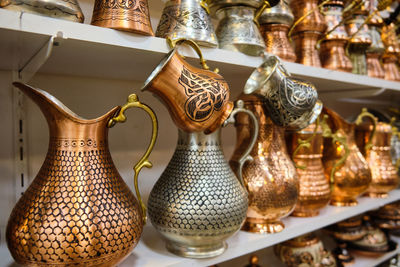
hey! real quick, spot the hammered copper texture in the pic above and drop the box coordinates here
[230,94,298,233]
[292,31,322,67]
[148,129,247,256]
[260,24,296,62]
[7,83,143,266]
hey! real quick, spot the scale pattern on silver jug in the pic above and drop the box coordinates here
[148,129,248,257]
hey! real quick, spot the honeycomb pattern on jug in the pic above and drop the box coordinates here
[148,144,248,237]
[6,141,142,266]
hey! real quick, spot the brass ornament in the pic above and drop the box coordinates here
[7,83,158,266]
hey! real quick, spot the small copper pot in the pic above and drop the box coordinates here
[382,54,400,81]
[287,122,331,217]
[91,0,154,35]
[259,24,296,62]
[292,31,323,67]
[367,52,385,79]
[320,39,353,72]
[142,39,233,133]
[289,0,327,33]
[356,121,399,198]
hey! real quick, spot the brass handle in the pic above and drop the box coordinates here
[200,0,211,14]
[320,115,350,185]
[288,0,330,42]
[355,108,377,153]
[166,37,219,73]
[108,94,158,224]
[224,100,259,188]
[292,117,320,170]
[253,0,271,27]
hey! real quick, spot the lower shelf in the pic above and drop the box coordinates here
[2,190,400,267]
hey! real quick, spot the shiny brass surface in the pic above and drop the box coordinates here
[259,23,296,62]
[156,0,218,47]
[0,0,84,22]
[326,216,367,242]
[142,39,233,134]
[274,233,327,267]
[292,31,323,67]
[148,100,258,258]
[230,94,298,234]
[322,107,372,207]
[91,0,154,35]
[7,83,158,266]
[288,122,331,217]
[356,121,399,198]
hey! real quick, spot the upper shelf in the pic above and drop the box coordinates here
[0,9,400,102]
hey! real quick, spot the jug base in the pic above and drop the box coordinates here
[291,210,319,217]
[365,192,389,198]
[330,198,358,207]
[241,219,285,233]
[166,241,226,258]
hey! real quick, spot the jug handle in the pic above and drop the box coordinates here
[320,115,350,184]
[200,0,211,14]
[166,37,219,73]
[253,0,271,27]
[108,94,158,224]
[355,108,377,153]
[223,100,259,188]
[292,117,320,170]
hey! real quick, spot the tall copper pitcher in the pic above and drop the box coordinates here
[6,83,158,266]
[287,121,331,217]
[356,121,399,198]
[230,94,298,233]
[322,107,372,206]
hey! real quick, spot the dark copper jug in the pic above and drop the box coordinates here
[6,83,158,266]
[91,0,154,35]
[322,107,372,206]
[230,94,298,234]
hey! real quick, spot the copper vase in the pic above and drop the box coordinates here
[230,94,298,234]
[381,24,400,81]
[259,24,296,62]
[288,122,331,217]
[356,122,399,198]
[91,0,154,35]
[7,83,158,266]
[322,107,372,207]
[320,4,352,72]
[142,39,233,134]
[367,52,385,79]
[292,31,323,67]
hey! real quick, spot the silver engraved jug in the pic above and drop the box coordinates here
[156,0,218,47]
[215,5,266,56]
[147,101,258,258]
[244,55,322,130]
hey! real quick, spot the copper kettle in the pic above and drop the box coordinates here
[322,107,373,207]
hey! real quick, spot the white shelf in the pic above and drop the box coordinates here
[2,190,400,267]
[0,9,400,102]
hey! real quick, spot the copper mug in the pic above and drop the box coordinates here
[156,0,218,47]
[322,107,373,206]
[356,120,399,198]
[230,94,298,234]
[244,55,322,131]
[7,83,158,266]
[91,0,154,35]
[287,120,331,217]
[142,38,233,133]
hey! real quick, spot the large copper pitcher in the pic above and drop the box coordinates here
[356,120,399,198]
[322,107,372,206]
[7,83,158,266]
[230,94,298,234]
[142,39,233,134]
[287,121,331,217]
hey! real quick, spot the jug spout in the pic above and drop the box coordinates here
[13,82,120,138]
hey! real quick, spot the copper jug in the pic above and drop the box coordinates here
[230,94,298,234]
[381,24,400,81]
[142,38,233,134]
[322,107,372,206]
[6,83,158,266]
[289,0,327,67]
[319,2,353,72]
[258,0,296,62]
[287,120,331,217]
[91,0,154,35]
[356,120,399,198]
